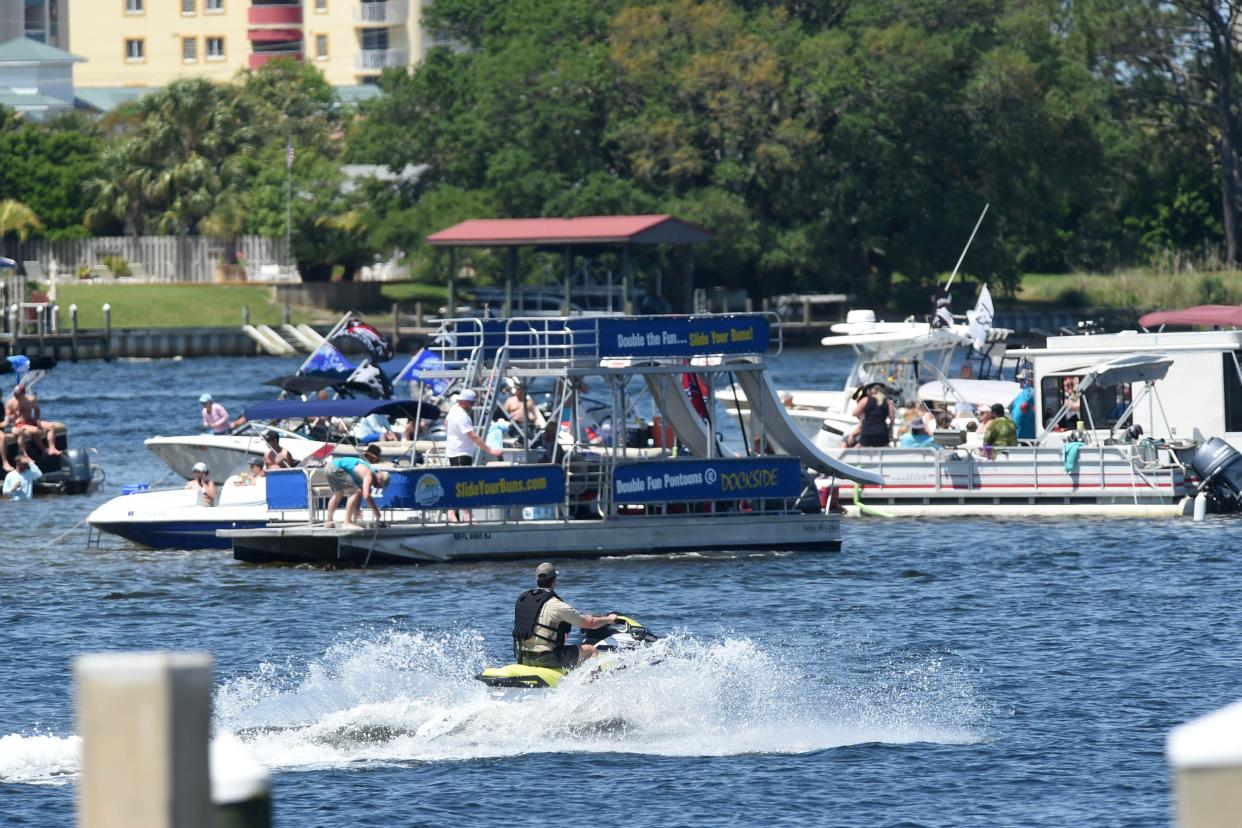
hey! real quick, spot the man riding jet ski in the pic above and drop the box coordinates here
[476,562,654,689]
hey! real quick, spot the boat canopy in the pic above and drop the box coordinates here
[918,379,1020,407]
[1139,305,1242,330]
[1042,353,1174,391]
[243,398,440,421]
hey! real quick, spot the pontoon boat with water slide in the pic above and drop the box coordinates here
[220,313,884,565]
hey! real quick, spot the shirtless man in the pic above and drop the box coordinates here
[5,384,59,459]
[503,382,545,445]
[262,432,295,470]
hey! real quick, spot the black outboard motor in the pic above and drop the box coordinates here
[1189,437,1242,512]
[60,447,93,494]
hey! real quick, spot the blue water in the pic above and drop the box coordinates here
[1,350,1238,827]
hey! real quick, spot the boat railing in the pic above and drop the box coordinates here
[427,313,781,372]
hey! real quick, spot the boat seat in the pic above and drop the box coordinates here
[935,429,966,448]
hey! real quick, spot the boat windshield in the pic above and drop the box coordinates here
[1040,375,1132,431]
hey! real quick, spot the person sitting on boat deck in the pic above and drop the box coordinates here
[848,383,895,447]
[446,389,504,467]
[515,562,618,671]
[6,384,59,459]
[1009,371,1036,440]
[263,432,295,470]
[324,444,391,529]
[186,461,218,507]
[199,394,231,435]
[983,403,1018,447]
[898,417,942,450]
[238,458,265,484]
[503,380,546,445]
[2,454,42,501]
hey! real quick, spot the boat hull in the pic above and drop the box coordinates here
[227,512,841,566]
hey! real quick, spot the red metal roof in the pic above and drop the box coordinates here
[426,215,713,247]
[1138,305,1242,329]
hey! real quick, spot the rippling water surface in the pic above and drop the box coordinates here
[1,348,1238,827]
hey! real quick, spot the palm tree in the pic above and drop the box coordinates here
[0,200,44,261]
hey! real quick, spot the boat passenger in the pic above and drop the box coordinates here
[263,432,295,469]
[983,403,1018,447]
[514,562,617,672]
[6,384,59,459]
[247,459,266,481]
[2,454,41,501]
[1009,371,1036,440]
[199,394,231,435]
[446,390,504,466]
[186,461,218,507]
[898,417,942,450]
[850,383,895,447]
[323,444,391,529]
[503,381,546,445]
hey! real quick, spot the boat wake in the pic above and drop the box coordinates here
[214,627,987,770]
[0,628,988,784]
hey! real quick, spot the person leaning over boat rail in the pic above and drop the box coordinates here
[324,444,391,529]
[514,562,617,671]
[186,461,217,507]
[2,454,42,501]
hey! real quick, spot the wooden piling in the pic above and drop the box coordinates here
[69,304,78,362]
[102,303,112,362]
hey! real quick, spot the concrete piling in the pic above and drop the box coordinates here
[75,652,214,828]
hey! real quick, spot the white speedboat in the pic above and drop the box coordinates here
[88,476,273,549]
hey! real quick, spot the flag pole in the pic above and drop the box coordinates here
[285,136,293,268]
[944,203,989,291]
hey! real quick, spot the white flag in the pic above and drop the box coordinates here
[967,284,994,352]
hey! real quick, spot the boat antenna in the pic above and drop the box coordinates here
[943,203,990,291]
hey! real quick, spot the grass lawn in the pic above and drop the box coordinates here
[1015,269,1242,308]
[380,282,448,307]
[43,283,331,329]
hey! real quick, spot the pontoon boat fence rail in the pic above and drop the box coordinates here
[423,313,783,370]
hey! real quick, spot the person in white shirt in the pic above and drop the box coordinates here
[2,455,42,501]
[444,389,502,523]
[445,390,503,466]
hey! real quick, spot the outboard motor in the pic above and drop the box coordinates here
[60,447,93,495]
[1189,437,1242,512]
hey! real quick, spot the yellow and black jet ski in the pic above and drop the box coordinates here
[475,615,658,689]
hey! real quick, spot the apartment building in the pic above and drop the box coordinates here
[0,0,65,47]
[69,0,433,89]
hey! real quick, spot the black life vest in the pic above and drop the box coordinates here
[513,588,571,657]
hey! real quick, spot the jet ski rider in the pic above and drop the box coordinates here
[514,562,617,671]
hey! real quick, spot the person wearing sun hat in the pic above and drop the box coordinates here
[512,562,618,671]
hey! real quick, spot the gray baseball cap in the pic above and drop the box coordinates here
[535,562,558,581]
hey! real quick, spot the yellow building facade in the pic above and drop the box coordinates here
[69,0,432,89]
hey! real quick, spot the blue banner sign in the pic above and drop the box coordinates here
[265,465,567,511]
[612,457,802,503]
[598,315,770,358]
[384,464,566,510]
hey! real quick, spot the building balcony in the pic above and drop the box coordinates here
[248,5,303,26]
[248,28,302,43]
[354,1,407,26]
[355,48,407,71]
[249,50,302,70]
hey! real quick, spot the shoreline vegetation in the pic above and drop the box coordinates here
[34,272,1239,331]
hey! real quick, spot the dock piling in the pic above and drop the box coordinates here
[391,302,400,350]
[102,303,112,361]
[415,301,424,328]
[70,304,78,362]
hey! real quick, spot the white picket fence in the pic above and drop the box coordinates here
[17,235,293,283]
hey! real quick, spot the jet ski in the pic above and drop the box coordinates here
[475,615,658,689]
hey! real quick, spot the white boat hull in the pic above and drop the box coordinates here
[225,511,842,566]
